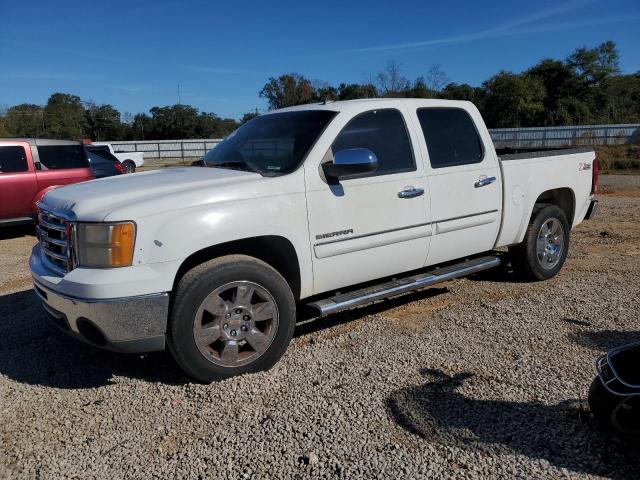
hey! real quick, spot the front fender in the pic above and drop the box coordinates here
[130,194,314,298]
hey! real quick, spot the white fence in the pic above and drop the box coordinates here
[108,123,640,165]
[490,124,640,149]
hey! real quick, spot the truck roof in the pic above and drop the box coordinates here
[271,98,475,115]
[0,138,83,146]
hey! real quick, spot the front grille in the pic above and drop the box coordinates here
[37,206,74,275]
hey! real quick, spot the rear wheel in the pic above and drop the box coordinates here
[168,255,296,382]
[123,160,136,173]
[509,203,570,281]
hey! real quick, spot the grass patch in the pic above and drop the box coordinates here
[595,145,640,172]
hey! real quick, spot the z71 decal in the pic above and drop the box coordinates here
[579,162,592,171]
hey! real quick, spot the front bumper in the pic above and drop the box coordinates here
[33,280,169,353]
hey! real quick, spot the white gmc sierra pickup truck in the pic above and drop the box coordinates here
[30,99,598,382]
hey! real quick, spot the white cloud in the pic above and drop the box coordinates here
[339,0,634,54]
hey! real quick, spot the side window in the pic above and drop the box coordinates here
[417,108,484,169]
[37,145,89,170]
[331,109,415,177]
[0,146,29,173]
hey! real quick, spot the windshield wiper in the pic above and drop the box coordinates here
[206,160,261,175]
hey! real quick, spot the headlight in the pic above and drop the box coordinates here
[76,222,136,268]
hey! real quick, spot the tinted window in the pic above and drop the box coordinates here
[417,108,484,168]
[37,145,89,170]
[0,146,28,173]
[86,146,120,162]
[203,110,336,175]
[331,109,414,177]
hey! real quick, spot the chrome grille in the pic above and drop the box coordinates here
[37,205,75,275]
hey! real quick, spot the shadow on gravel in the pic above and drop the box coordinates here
[0,289,186,389]
[466,263,529,284]
[0,225,36,240]
[295,287,449,337]
[569,330,640,351]
[387,368,639,477]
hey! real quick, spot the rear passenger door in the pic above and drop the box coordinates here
[305,106,431,294]
[34,143,91,189]
[0,142,37,220]
[413,106,501,266]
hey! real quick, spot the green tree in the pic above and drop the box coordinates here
[603,74,640,123]
[407,77,433,98]
[44,93,87,139]
[239,111,259,124]
[3,104,46,137]
[0,118,10,137]
[196,112,238,138]
[527,59,586,125]
[85,102,122,141]
[129,113,153,140]
[337,83,378,100]
[439,83,482,103]
[481,72,546,128]
[148,104,200,139]
[568,40,621,86]
[259,73,316,109]
[553,97,593,125]
[315,84,338,102]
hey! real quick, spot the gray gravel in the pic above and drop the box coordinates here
[1,180,639,479]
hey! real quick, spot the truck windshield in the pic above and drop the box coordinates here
[202,110,336,175]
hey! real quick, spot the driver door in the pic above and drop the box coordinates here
[304,105,431,295]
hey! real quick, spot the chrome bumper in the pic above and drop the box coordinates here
[33,281,169,353]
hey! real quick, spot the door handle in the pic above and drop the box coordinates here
[474,176,496,188]
[398,187,425,199]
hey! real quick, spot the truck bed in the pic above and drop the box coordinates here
[497,147,594,161]
[495,147,596,249]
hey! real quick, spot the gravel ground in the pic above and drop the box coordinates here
[1,176,639,479]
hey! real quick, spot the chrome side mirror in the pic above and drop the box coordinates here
[322,148,378,179]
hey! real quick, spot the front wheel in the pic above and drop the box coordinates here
[509,203,570,281]
[168,255,296,383]
[589,377,640,438]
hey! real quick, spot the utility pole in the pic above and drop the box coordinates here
[177,83,182,105]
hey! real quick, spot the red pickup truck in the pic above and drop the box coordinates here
[0,139,94,226]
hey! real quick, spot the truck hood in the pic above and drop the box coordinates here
[41,167,262,221]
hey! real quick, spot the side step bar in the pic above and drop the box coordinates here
[307,255,501,316]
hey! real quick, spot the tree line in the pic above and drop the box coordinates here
[0,95,241,141]
[1,41,638,141]
[259,41,640,128]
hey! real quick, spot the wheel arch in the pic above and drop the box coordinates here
[172,235,302,300]
[533,187,576,226]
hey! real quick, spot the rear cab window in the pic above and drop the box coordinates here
[330,108,415,179]
[0,145,29,173]
[37,145,89,170]
[86,146,120,163]
[417,108,484,169]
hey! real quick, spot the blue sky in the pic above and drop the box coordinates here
[1,0,639,120]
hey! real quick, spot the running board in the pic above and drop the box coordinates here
[307,255,501,316]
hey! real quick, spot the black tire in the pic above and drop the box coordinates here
[123,160,136,173]
[508,203,570,281]
[168,255,296,383]
[588,377,640,439]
